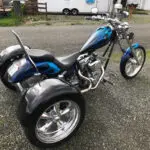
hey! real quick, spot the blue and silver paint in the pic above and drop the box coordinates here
[80,26,112,53]
[121,43,140,63]
[8,59,61,83]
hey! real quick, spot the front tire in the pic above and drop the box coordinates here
[21,95,85,148]
[120,46,146,79]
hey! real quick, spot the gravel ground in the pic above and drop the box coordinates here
[0,25,150,150]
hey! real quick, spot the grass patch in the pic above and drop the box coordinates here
[146,50,150,60]
[0,16,23,26]
[24,15,103,26]
[24,14,150,26]
[132,15,150,24]
[133,9,148,15]
[1,13,149,26]
[111,52,122,62]
[123,14,150,24]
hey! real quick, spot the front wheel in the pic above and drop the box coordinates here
[120,46,146,79]
[22,95,85,148]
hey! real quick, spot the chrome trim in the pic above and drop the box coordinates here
[78,70,92,93]
[77,53,88,61]
[91,66,105,90]
[16,83,24,93]
[88,60,100,67]
[35,100,80,144]
[78,65,105,93]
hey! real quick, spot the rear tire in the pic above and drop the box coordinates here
[120,46,146,79]
[1,70,16,91]
[20,95,85,148]
[71,9,79,15]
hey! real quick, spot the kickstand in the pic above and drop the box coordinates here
[102,76,114,86]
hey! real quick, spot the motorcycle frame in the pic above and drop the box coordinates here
[101,27,137,71]
[101,30,119,70]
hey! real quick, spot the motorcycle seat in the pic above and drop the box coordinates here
[56,52,80,69]
[28,49,55,62]
[28,49,80,70]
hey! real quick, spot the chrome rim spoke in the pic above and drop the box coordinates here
[131,64,135,72]
[53,103,61,116]
[40,112,51,120]
[60,108,71,116]
[57,120,64,129]
[60,103,72,116]
[126,63,132,74]
[37,121,53,133]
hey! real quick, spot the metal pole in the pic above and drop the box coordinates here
[13,0,22,17]
[45,2,47,20]
[117,0,121,4]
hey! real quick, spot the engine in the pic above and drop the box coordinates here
[62,53,105,93]
[78,53,104,89]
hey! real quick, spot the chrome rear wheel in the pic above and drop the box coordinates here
[20,89,85,148]
[35,100,81,144]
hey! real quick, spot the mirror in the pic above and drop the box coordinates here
[123,11,129,18]
[114,3,123,10]
[91,8,98,14]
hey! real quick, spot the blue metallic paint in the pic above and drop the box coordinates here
[9,60,61,83]
[36,62,61,74]
[80,26,112,53]
[121,43,140,63]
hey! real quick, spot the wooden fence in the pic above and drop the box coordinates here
[25,1,48,20]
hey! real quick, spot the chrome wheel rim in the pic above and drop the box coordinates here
[125,48,144,77]
[35,100,80,144]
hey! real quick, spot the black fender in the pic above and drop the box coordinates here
[18,78,84,127]
[0,45,30,72]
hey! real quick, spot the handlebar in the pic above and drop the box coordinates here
[85,16,102,21]
[85,15,129,29]
[86,15,121,23]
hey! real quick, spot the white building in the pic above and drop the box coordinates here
[38,0,114,15]
[138,0,150,10]
[38,0,150,15]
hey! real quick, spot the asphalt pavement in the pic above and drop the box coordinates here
[0,24,150,150]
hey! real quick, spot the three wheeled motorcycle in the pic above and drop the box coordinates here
[0,12,146,148]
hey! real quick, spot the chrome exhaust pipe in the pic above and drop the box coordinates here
[91,66,105,90]
[78,65,105,93]
[78,70,92,93]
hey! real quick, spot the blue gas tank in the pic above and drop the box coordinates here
[80,26,113,54]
